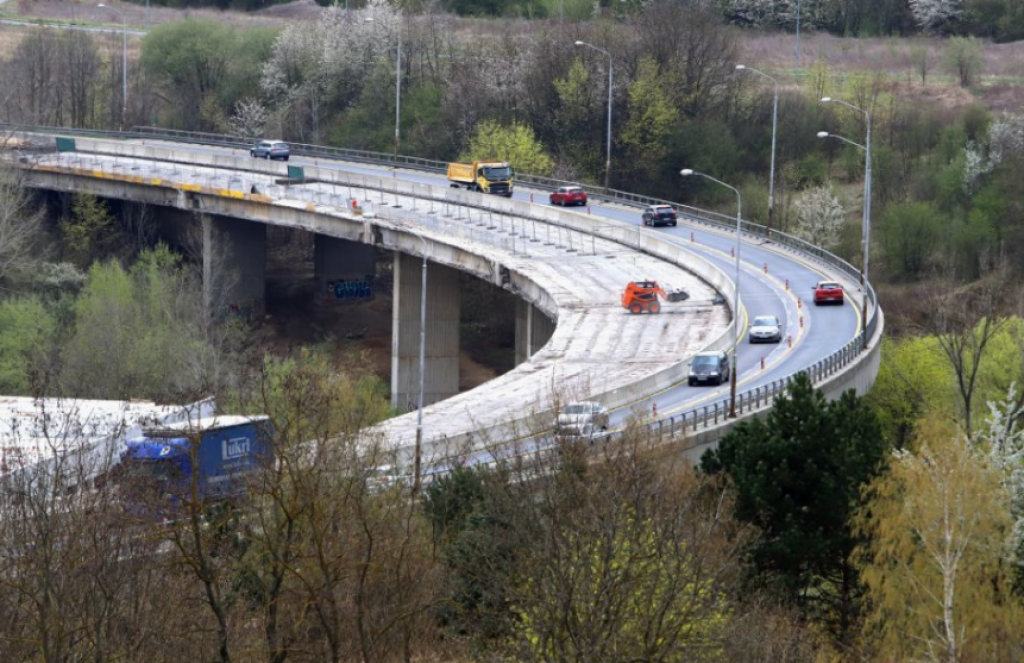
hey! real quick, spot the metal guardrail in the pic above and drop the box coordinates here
[454,331,867,477]
[642,333,865,438]
[9,122,881,448]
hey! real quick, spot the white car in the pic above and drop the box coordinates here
[748,315,782,343]
[555,401,610,439]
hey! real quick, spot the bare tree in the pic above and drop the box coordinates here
[911,40,933,84]
[6,31,58,125]
[720,597,826,663]
[56,31,102,128]
[0,402,163,663]
[155,414,248,663]
[631,0,739,118]
[119,202,158,255]
[0,30,103,128]
[277,422,435,663]
[926,252,1012,437]
[183,213,240,321]
[0,167,44,285]
[509,430,749,663]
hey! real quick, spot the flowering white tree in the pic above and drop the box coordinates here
[962,113,1024,194]
[228,99,270,140]
[792,183,845,249]
[985,113,1024,167]
[260,0,399,142]
[721,0,821,29]
[962,140,986,196]
[722,0,787,27]
[979,385,1024,577]
[909,0,964,33]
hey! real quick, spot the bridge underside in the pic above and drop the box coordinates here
[27,171,553,411]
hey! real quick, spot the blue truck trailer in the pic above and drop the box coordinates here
[119,415,273,503]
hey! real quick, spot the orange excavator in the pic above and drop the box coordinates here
[621,280,690,314]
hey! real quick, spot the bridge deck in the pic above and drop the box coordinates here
[26,148,730,465]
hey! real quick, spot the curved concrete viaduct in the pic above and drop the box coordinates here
[11,131,882,469]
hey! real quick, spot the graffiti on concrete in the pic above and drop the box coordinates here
[329,275,374,301]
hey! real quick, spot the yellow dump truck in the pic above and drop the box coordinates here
[446,161,515,197]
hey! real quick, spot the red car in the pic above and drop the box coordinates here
[812,280,844,305]
[550,186,588,207]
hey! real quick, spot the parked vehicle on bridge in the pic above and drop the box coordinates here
[555,401,610,440]
[119,415,274,505]
[688,351,730,386]
[447,160,515,196]
[748,315,783,343]
[621,280,689,314]
[812,280,844,305]
[250,140,290,161]
[550,186,588,207]
[641,204,678,227]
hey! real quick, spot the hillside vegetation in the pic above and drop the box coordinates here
[0,0,1023,661]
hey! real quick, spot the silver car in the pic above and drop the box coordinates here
[748,315,782,343]
[555,401,610,439]
[250,140,290,161]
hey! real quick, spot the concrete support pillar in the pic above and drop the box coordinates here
[391,252,460,410]
[514,299,555,365]
[314,234,377,303]
[203,214,266,318]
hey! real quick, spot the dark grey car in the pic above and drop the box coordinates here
[688,351,730,386]
[642,204,679,227]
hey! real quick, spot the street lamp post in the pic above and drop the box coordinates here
[819,95,872,347]
[680,168,742,418]
[402,230,429,494]
[414,238,426,493]
[574,40,613,191]
[819,127,868,350]
[394,28,402,163]
[795,0,802,67]
[736,64,779,238]
[98,4,127,130]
